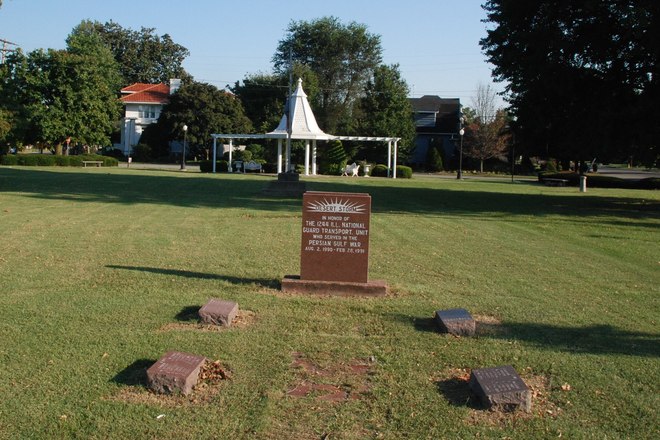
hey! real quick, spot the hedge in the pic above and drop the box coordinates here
[199,160,229,173]
[0,154,118,167]
[539,172,660,190]
[369,164,413,178]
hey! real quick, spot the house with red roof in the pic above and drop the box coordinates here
[119,79,181,155]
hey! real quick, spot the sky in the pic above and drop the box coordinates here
[0,0,505,107]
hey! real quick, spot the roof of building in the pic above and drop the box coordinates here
[267,78,332,140]
[120,83,170,104]
[409,95,460,113]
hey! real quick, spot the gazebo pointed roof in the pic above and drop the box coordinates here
[266,78,332,140]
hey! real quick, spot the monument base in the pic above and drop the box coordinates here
[262,172,306,198]
[281,275,388,297]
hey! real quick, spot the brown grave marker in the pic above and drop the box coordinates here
[282,191,387,296]
[434,308,476,336]
[469,365,532,412]
[146,351,206,395]
[198,299,238,327]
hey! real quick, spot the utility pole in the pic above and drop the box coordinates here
[0,38,18,64]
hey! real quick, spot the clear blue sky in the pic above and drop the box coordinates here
[0,0,505,106]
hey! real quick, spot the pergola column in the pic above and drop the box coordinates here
[387,140,392,178]
[304,140,310,176]
[212,137,217,173]
[277,139,283,173]
[228,139,233,173]
[393,140,399,179]
[312,140,317,175]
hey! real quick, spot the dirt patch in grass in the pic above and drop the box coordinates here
[157,310,257,332]
[286,352,375,402]
[106,359,231,407]
[435,367,565,427]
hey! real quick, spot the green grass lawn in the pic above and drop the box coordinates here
[0,166,658,439]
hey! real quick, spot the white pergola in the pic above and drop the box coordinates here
[211,79,401,177]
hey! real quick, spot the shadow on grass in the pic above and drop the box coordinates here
[435,378,480,408]
[2,168,659,226]
[106,265,280,289]
[175,305,201,322]
[112,359,154,387]
[494,323,660,358]
[387,313,438,333]
[389,313,659,357]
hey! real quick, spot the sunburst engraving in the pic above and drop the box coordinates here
[306,198,366,213]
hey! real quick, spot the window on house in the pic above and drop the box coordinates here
[138,105,157,119]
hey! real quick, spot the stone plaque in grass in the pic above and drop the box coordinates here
[434,308,476,336]
[469,365,531,412]
[198,299,238,327]
[146,351,206,395]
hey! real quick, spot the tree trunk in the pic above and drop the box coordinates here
[480,160,484,173]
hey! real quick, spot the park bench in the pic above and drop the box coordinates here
[542,178,569,187]
[243,160,263,173]
[82,160,103,167]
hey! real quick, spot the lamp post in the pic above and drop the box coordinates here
[180,124,188,171]
[457,113,465,179]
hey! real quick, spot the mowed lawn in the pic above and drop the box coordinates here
[0,166,658,439]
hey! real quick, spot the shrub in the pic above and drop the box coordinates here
[426,145,444,172]
[544,159,558,172]
[0,155,18,165]
[324,163,344,176]
[131,144,152,162]
[199,160,229,173]
[67,156,83,167]
[100,148,125,160]
[262,163,277,173]
[370,164,389,177]
[396,165,413,178]
[538,172,660,190]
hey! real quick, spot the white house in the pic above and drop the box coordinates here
[118,79,181,155]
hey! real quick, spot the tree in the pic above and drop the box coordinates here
[481,1,659,166]
[144,81,252,159]
[463,108,510,173]
[425,139,444,172]
[232,64,319,133]
[273,16,382,133]
[93,20,190,85]
[356,64,416,162]
[461,83,510,172]
[0,22,121,150]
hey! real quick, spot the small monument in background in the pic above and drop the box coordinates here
[282,191,388,296]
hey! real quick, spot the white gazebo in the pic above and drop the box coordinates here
[211,78,402,177]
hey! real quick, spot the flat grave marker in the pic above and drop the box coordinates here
[198,299,239,327]
[434,308,476,336]
[469,365,531,412]
[146,351,206,395]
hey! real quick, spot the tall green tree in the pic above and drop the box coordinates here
[0,22,121,149]
[273,16,382,133]
[232,64,319,133]
[356,64,416,162]
[144,81,252,159]
[93,20,190,85]
[481,1,659,166]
